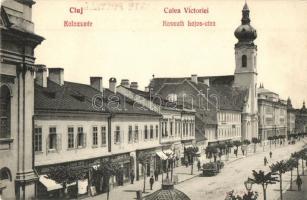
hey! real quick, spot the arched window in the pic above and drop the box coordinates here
[0,167,12,181]
[0,85,11,138]
[242,55,247,68]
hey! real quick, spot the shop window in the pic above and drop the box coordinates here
[128,125,133,143]
[92,126,98,146]
[68,127,74,149]
[34,127,42,152]
[114,126,121,144]
[101,126,106,146]
[0,85,11,138]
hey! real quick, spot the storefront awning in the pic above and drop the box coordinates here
[184,145,194,149]
[163,149,174,156]
[156,151,168,160]
[39,175,63,191]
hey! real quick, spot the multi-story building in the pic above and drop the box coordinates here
[295,101,307,134]
[33,67,162,197]
[257,85,287,142]
[117,83,196,166]
[287,98,296,137]
[0,1,44,199]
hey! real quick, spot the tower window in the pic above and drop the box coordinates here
[242,55,247,67]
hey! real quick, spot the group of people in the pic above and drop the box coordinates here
[129,169,160,190]
[264,151,303,191]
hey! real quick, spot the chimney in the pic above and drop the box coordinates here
[130,82,138,90]
[120,79,130,88]
[109,77,117,93]
[90,77,103,92]
[35,64,47,87]
[191,74,198,84]
[203,78,210,87]
[48,68,64,86]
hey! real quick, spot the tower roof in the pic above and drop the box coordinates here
[145,182,191,200]
[234,3,257,44]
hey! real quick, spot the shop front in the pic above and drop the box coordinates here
[136,148,160,181]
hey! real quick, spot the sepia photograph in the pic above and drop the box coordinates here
[0,0,307,199]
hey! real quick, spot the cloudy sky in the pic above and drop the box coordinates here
[32,0,307,108]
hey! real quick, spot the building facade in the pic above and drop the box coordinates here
[295,102,307,134]
[257,86,287,142]
[287,98,296,137]
[33,68,163,197]
[0,1,44,199]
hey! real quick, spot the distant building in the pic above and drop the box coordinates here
[295,101,307,134]
[0,1,44,199]
[287,98,296,137]
[257,84,287,142]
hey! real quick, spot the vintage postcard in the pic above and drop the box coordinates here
[0,0,307,199]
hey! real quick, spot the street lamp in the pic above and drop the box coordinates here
[244,179,254,192]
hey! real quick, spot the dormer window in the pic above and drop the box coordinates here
[242,55,247,67]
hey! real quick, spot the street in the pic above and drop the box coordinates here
[176,140,307,200]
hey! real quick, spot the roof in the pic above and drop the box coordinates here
[145,183,190,200]
[35,80,161,117]
[149,75,234,92]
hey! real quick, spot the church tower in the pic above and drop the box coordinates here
[234,3,258,140]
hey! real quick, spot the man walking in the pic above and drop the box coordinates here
[130,170,135,184]
[269,151,272,159]
[296,175,303,191]
[149,176,154,190]
[264,156,268,166]
[154,169,159,181]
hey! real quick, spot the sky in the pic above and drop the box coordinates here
[32,0,307,108]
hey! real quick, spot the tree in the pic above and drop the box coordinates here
[97,160,121,200]
[206,145,218,162]
[267,136,273,150]
[185,146,199,175]
[251,137,260,153]
[137,152,152,193]
[242,139,251,156]
[298,149,307,176]
[286,158,298,191]
[291,152,301,176]
[233,140,242,157]
[270,160,288,200]
[249,170,279,200]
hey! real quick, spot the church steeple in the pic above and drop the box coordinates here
[234,2,257,45]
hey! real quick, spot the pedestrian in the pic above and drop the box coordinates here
[264,156,268,166]
[269,151,272,159]
[197,160,201,171]
[296,175,302,191]
[130,170,135,184]
[149,176,154,190]
[154,169,159,181]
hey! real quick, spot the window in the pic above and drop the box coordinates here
[183,123,186,136]
[150,125,153,139]
[92,126,98,146]
[170,122,173,136]
[186,123,189,136]
[128,125,133,143]
[0,85,10,138]
[101,126,106,146]
[155,125,159,139]
[191,123,194,136]
[165,122,168,137]
[161,122,164,137]
[134,125,139,142]
[34,127,42,152]
[49,127,57,150]
[77,127,86,147]
[68,127,74,149]
[144,125,148,140]
[114,126,120,144]
[242,55,247,67]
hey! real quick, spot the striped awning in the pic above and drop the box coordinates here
[39,175,63,191]
[156,151,168,160]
